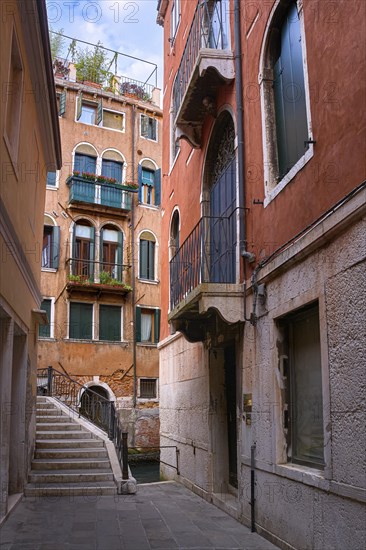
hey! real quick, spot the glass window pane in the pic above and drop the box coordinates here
[47,171,56,186]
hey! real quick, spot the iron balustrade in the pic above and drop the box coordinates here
[169,214,237,310]
[67,176,133,211]
[66,258,130,285]
[173,0,229,120]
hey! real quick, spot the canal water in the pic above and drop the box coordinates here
[129,459,161,484]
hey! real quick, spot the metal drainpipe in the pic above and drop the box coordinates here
[131,104,137,408]
[233,0,251,322]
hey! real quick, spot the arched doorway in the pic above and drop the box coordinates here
[80,385,111,432]
[204,112,236,283]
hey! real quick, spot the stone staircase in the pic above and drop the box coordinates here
[25,396,117,496]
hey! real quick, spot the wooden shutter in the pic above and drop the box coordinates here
[76,93,83,121]
[154,169,161,206]
[154,309,161,343]
[138,164,143,202]
[97,97,103,125]
[140,239,148,278]
[59,91,66,116]
[135,307,141,342]
[117,231,123,280]
[148,241,155,280]
[52,226,60,269]
[141,115,148,137]
[89,227,95,281]
[39,299,51,338]
[99,305,121,341]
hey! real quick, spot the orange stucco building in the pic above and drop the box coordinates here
[38,47,162,448]
[157,1,365,549]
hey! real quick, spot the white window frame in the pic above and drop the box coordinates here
[259,0,314,207]
[39,297,55,339]
[75,97,98,126]
[101,108,126,133]
[170,0,181,44]
[46,169,60,190]
[138,229,159,284]
[140,113,158,142]
[138,377,159,401]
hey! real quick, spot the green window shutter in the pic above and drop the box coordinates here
[99,227,104,265]
[59,91,66,116]
[154,309,161,343]
[148,241,155,280]
[97,98,103,126]
[138,164,143,202]
[99,305,121,341]
[76,93,83,121]
[154,169,161,206]
[140,240,148,278]
[52,226,60,269]
[89,227,95,280]
[135,306,141,342]
[70,303,92,340]
[39,299,51,338]
[117,231,123,280]
[72,225,77,274]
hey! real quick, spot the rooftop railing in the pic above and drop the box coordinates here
[173,0,229,120]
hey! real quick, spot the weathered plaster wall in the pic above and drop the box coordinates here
[159,334,210,488]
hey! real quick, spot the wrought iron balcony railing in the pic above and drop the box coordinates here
[67,175,134,211]
[66,258,131,292]
[170,214,237,311]
[173,0,230,121]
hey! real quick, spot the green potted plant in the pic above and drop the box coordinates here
[75,42,109,87]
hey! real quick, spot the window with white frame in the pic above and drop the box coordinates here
[278,302,324,468]
[42,216,60,270]
[140,114,157,141]
[46,171,57,188]
[170,0,180,42]
[260,0,313,199]
[139,378,157,399]
[136,307,160,344]
[138,160,161,206]
[102,109,125,131]
[39,298,53,338]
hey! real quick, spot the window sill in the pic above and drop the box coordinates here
[274,463,325,489]
[140,135,158,143]
[41,268,57,273]
[137,397,158,402]
[264,145,314,207]
[137,342,157,347]
[38,337,56,341]
[138,278,159,285]
[46,185,58,191]
[138,203,160,210]
[64,338,128,346]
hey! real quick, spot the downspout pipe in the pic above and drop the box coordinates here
[234,0,254,318]
[131,104,137,408]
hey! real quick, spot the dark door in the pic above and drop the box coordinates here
[75,238,91,278]
[224,345,237,488]
[209,156,236,283]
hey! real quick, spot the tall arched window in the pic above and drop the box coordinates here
[169,210,180,259]
[100,224,123,282]
[73,143,97,174]
[72,219,95,280]
[260,0,312,197]
[42,214,60,270]
[204,111,236,283]
[139,231,156,281]
[101,150,124,183]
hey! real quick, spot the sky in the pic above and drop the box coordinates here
[46,0,163,88]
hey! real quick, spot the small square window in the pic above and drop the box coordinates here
[47,171,57,187]
[136,307,160,344]
[103,110,124,131]
[141,114,157,141]
[139,378,157,399]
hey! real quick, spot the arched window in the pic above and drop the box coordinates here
[139,231,156,281]
[72,219,95,280]
[42,214,60,270]
[169,209,180,259]
[101,150,124,183]
[100,224,123,282]
[260,0,312,197]
[73,143,97,175]
[138,159,161,206]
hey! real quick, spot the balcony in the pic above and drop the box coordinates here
[67,176,135,214]
[66,259,131,296]
[169,216,244,342]
[173,0,234,147]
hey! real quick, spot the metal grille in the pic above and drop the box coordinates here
[140,378,157,399]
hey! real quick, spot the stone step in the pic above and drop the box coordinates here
[37,403,59,409]
[35,448,108,459]
[29,470,114,483]
[36,415,72,423]
[36,397,49,404]
[37,430,94,440]
[24,482,116,497]
[36,409,65,416]
[36,422,83,431]
[31,458,111,470]
[36,438,103,449]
